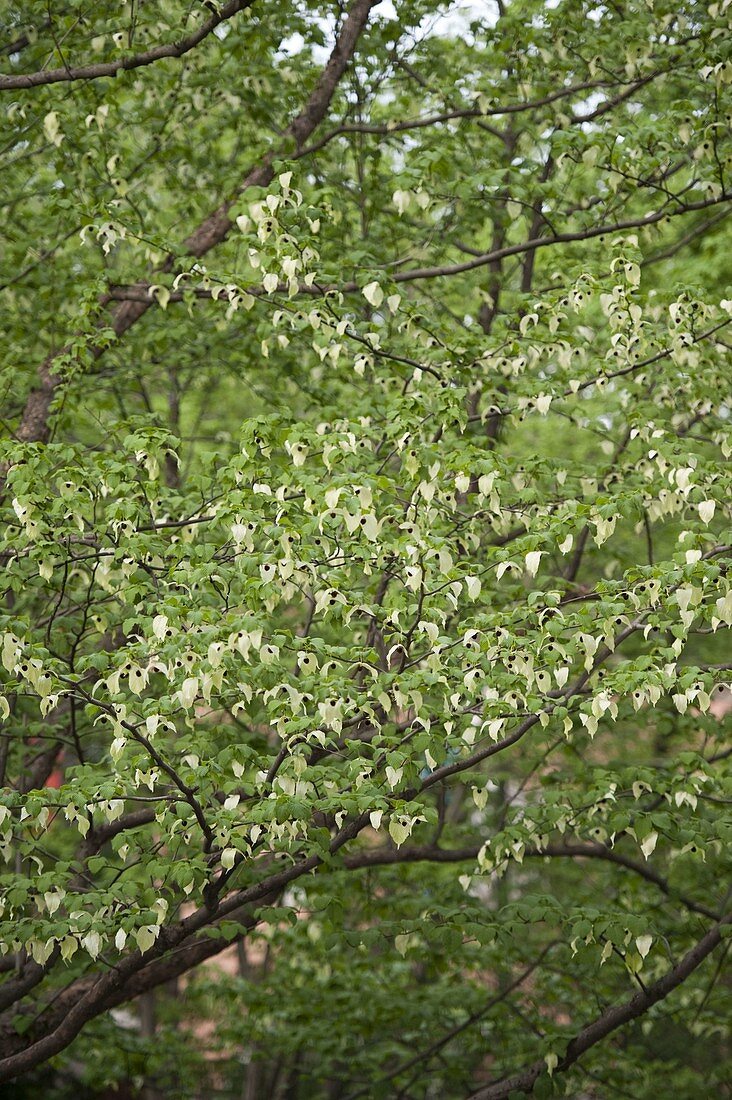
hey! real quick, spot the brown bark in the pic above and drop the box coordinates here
[468,912,732,1099]
[16,0,381,445]
[0,2,256,90]
[0,812,369,1080]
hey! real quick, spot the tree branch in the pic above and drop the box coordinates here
[0,2,255,90]
[15,0,381,445]
[468,912,732,1099]
[104,193,732,309]
[386,193,730,286]
[341,841,719,921]
[1,20,52,56]
[0,811,370,1080]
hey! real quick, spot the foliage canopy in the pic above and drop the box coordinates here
[1,0,731,1096]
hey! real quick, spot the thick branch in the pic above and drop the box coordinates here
[298,64,676,159]
[0,2,255,90]
[0,811,370,1081]
[16,0,381,445]
[387,193,730,286]
[468,912,732,1099]
[105,193,732,308]
[341,841,719,920]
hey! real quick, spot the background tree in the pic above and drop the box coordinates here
[1,0,730,1096]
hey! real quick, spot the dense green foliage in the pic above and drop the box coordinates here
[1,0,731,1096]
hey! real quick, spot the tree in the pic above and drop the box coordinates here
[0,0,730,1095]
